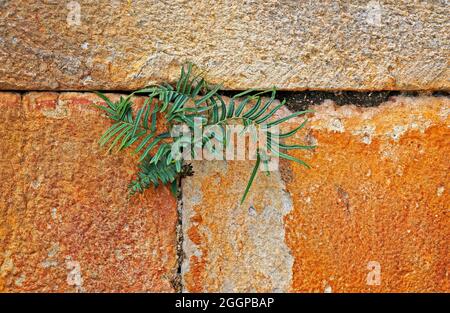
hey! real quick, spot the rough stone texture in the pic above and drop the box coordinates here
[0,0,449,91]
[182,161,294,292]
[181,95,449,292]
[0,92,177,292]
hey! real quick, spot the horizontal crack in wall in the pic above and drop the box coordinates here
[5,90,449,111]
[224,90,450,111]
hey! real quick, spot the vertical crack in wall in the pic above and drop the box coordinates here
[171,177,184,293]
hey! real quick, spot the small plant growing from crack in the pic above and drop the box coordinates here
[95,63,314,203]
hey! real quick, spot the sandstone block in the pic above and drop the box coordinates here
[0,1,448,91]
[0,92,178,292]
[181,96,449,292]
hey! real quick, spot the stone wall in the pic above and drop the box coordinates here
[181,95,449,292]
[0,93,178,292]
[0,0,449,293]
[0,0,448,91]
[0,92,448,292]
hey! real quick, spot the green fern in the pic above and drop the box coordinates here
[96,63,314,203]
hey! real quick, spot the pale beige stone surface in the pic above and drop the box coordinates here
[0,0,448,91]
[181,161,295,292]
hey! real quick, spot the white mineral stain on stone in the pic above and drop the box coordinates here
[352,125,376,144]
[41,243,60,268]
[366,1,383,27]
[389,125,407,141]
[50,207,62,223]
[379,143,400,162]
[0,251,14,277]
[306,97,450,147]
[30,175,43,189]
[42,100,68,119]
[65,257,84,292]
[14,273,26,287]
[437,186,445,197]
[48,243,59,258]
[248,206,257,216]
[66,1,81,27]
[41,259,58,268]
[114,249,125,261]
[193,249,202,258]
[361,134,371,145]
[51,207,57,220]
[409,116,433,133]
[439,105,450,121]
[81,75,93,85]
[305,132,318,146]
[111,0,121,8]
[329,118,345,133]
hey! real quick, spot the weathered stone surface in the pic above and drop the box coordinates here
[0,92,178,292]
[182,161,294,292]
[181,96,449,292]
[0,1,448,91]
[2,91,449,292]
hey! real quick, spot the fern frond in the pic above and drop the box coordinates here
[241,153,261,204]
[128,155,179,195]
[96,63,314,202]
